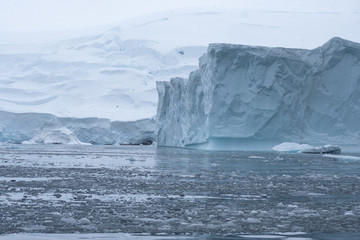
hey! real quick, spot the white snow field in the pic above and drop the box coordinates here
[156,37,360,150]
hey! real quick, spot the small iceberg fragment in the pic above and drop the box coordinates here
[272,142,341,154]
[323,154,360,162]
[301,145,341,154]
[272,142,313,153]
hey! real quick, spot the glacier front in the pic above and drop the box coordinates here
[156,37,360,150]
[0,111,155,145]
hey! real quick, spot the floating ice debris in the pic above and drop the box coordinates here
[344,211,355,216]
[272,142,341,154]
[244,218,262,223]
[272,142,313,153]
[323,154,360,161]
[302,145,341,154]
[249,156,266,159]
[78,218,91,225]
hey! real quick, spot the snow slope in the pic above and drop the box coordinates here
[156,37,360,149]
[0,27,204,121]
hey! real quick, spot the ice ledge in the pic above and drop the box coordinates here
[0,110,155,145]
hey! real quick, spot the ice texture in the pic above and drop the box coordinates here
[156,37,360,149]
[272,142,314,153]
[0,110,155,145]
[272,142,341,154]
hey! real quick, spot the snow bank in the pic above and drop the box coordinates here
[0,110,155,145]
[156,37,360,149]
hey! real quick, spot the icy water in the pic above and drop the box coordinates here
[0,145,360,240]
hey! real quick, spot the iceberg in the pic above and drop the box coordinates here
[156,37,360,149]
[272,142,314,153]
[272,142,341,154]
[301,145,341,154]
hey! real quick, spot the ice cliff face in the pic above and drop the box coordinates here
[0,111,155,145]
[156,37,360,149]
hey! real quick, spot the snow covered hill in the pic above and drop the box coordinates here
[0,27,205,121]
[156,37,360,150]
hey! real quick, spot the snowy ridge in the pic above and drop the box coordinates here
[0,111,155,145]
[0,26,205,122]
[156,37,360,149]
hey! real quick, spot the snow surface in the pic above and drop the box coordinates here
[156,37,360,149]
[1,9,223,122]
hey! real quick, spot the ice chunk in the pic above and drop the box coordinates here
[323,154,360,162]
[272,142,341,154]
[272,142,313,153]
[272,142,343,154]
[302,145,341,154]
[78,218,91,225]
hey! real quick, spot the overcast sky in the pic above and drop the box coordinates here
[1,0,359,32]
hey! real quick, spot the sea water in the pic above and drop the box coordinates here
[0,144,359,239]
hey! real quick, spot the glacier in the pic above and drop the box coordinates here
[156,37,360,150]
[0,111,155,145]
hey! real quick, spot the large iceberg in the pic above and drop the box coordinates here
[156,37,360,149]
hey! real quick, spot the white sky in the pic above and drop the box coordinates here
[1,0,359,32]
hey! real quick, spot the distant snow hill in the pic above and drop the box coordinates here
[157,37,360,150]
[0,27,206,121]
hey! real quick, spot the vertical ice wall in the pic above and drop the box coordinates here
[156,37,360,148]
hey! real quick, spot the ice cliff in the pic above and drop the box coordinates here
[156,37,360,149]
[0,111,155,145]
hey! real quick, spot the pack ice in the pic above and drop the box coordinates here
[156,37,360,149]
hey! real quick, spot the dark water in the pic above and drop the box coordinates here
[0,144,360,239]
